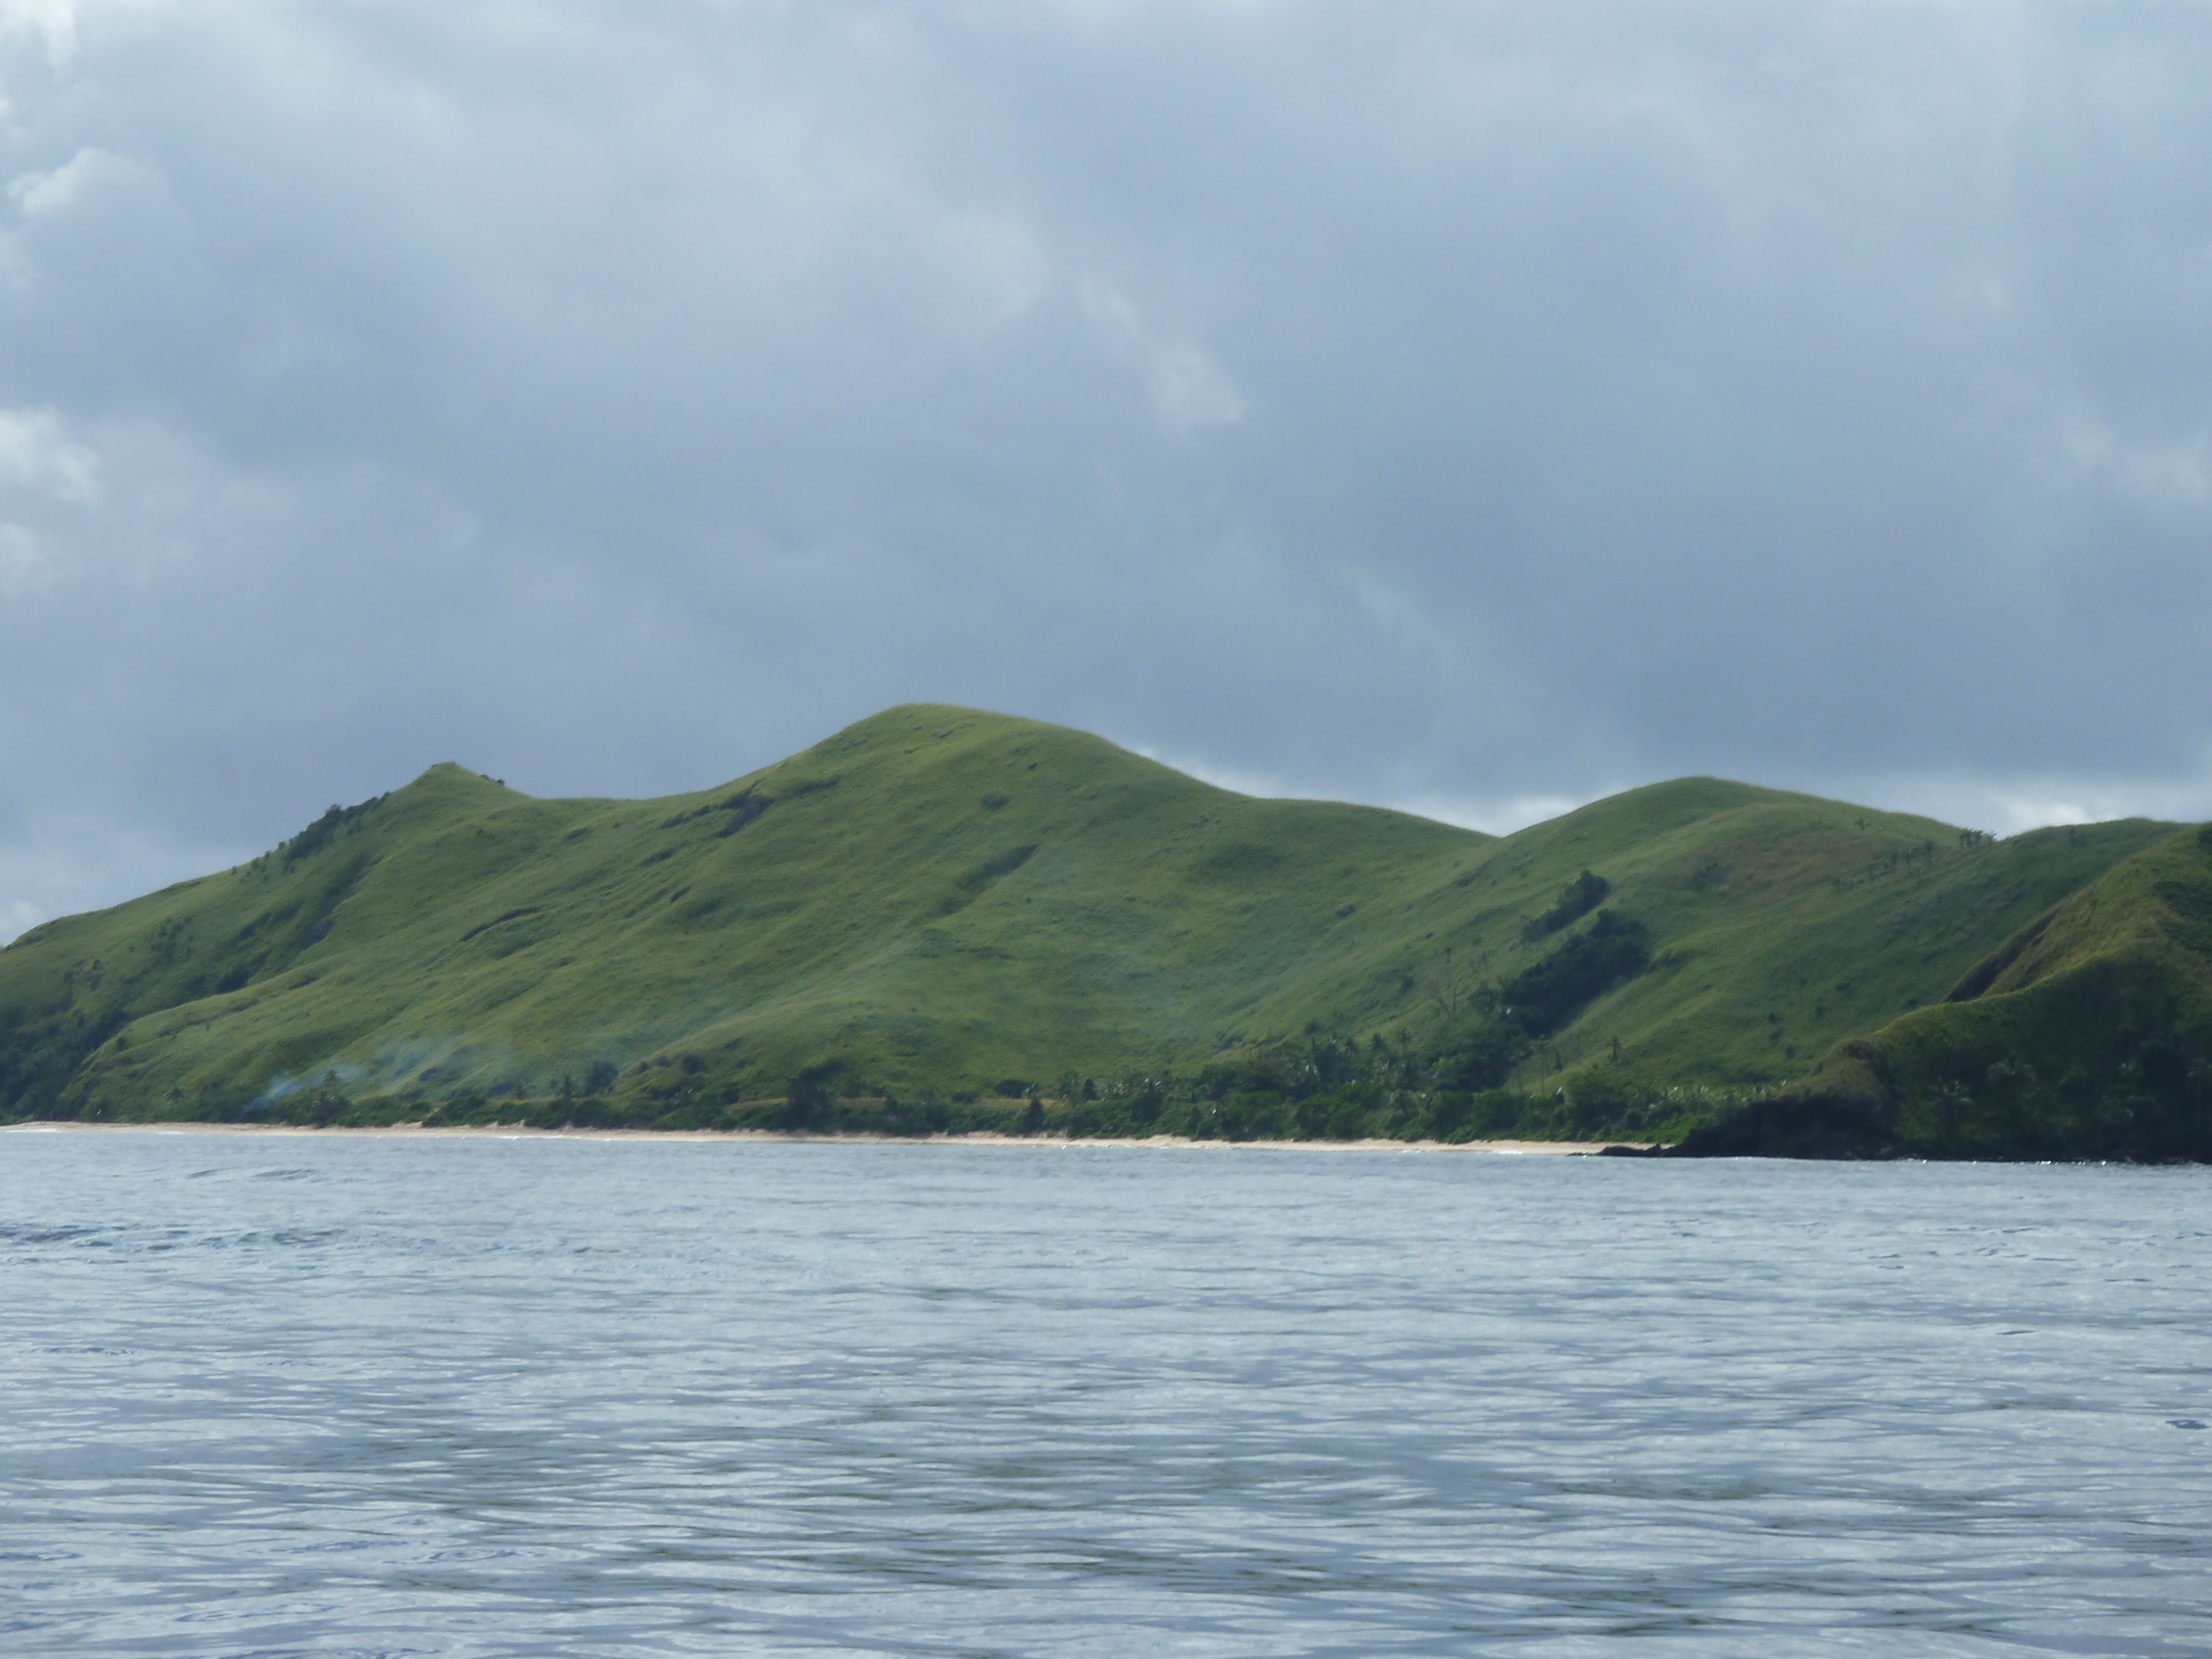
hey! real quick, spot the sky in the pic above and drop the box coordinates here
[3,0,2211,941]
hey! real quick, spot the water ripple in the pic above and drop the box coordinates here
[2,1138,2207,1656]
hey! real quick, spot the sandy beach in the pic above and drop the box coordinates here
[4,1121,1613,1153]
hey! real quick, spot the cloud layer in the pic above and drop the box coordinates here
[4,1,2211,934]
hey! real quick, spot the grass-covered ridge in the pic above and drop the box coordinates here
[0,704,2191,1150]
[1722,822,2212,1161]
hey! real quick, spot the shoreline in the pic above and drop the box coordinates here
[2,1120,1621,1154]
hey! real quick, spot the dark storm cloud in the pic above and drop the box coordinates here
[4,0,2210,935]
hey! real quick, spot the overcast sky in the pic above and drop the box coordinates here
[3,0,2210,940]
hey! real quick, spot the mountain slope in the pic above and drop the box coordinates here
[1740,822,2212,1160]
[0,705,2183,1133]
[2,707,1484,1117]
[1410,787,2172,1091]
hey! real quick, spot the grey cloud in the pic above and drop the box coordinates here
[3,1,2211,937]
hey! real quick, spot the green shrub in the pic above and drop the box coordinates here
[1496,911,1650,1035]
[1521,869,1610,942]
[1315,1094,1371,1140]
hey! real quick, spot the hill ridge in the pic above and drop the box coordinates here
[0,705,2197,1156]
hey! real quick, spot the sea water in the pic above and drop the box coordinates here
[2,1130,2206,1657]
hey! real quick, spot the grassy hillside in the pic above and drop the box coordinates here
[1700,823,2212,1161]
[0,704,2184,1146]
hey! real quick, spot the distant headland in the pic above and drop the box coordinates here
[5,705,2209,1161]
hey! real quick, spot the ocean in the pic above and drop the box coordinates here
[3,1129,2206,1656]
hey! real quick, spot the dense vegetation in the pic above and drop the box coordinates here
[2,704,2203,1156]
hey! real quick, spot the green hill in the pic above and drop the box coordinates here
[0,704,2192,1151]
[1679,822,2212,1161]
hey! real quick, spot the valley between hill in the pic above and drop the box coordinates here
[4,705,2208,1158]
